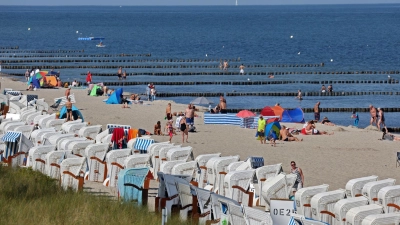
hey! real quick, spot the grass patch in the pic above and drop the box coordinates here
[0,166,192,225]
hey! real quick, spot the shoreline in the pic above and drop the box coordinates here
[0,76,399,190]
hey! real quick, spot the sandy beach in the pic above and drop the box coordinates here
[1,74,399,191]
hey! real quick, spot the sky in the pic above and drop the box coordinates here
[1,0,400,6]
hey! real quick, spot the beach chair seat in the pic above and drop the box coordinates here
[64,122,88,134]
[242,205,273,225]
[54,93,76,106]
[377,185,400,213]
[345,176,378,197]
[30,145,56,173]
[60,119,83,132]
[333,197,369,225]
[166,146,193,162]
[151,144,177,179]
[194,153,222,189]
[60,157,87,191]
[261,173,297,211]
[69,140,95,156]
[345,204,384,225]
[124,154,151,169]
[30,128,55,143]
[45,119,65,131]
[133,137,155,154]
[223,170,255,206]
[57,137,87,150]
[84,143,110,182]
[45,150,78,179]
[295,184,330,219]
[13,125,34,139]
[117,167,152,206]
[208,192,240,224]
[171,161,197,179]
[254,163,283,206]
[78,125,102,140]
[310,189,346,224]
[160,160,186,174]
[36,99,48,112]
[205,155,240,193]
[103,149,132,187]
[4,122,25,133]
[25,111,43,125]
[362,178,396,204]
[361,213,400,225]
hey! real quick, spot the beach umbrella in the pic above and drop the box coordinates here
[36,71,48,76]
[236,110,256,118]
[265,121,281,139]
[190,96,213,105]
[260,106,275,116]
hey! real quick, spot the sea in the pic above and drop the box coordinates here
[0,4,400,128]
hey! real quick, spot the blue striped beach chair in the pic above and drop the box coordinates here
[117,167,153,206]
[6,90,21,96]
[1,131,33,167]
[134,138,154,154]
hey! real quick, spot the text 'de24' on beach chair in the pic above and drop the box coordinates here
[117,167,153,206]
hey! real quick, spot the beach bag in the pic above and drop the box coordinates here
[139,129,146,136]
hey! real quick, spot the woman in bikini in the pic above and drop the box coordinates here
[180,116,188,143]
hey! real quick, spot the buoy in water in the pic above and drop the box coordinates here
[76,31,78,33]
[28,28,30,30]
[298,52,301,55]
[290,35,293,38]
[330,59,334,62]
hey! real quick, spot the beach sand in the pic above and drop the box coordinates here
[1,75,399,192]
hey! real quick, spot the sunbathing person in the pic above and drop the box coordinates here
[321,117,335,126]
[154,121,163,136]
[381,131,400,141]
[280,125,302,141]
[305,120,333,135]
[121,96,129,108]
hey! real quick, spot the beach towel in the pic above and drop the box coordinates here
[127,129,139,141]
[301,128,307,135]
[111,127,124,143]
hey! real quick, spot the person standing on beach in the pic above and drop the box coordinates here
[86,71,92,84]
[117,67,122,80]
[314,102,321,122]
[146,84,151,101]
[122,70,127,80]
[239,64,245,75]
[257,115,266,144]
[65,98,73,122]
[223,60,228,71]
[377,108,388,133]
[167,121,174,143]
[25,69,30,81]
[369,105,377,126]
[290,161,304,195]
[185,104,195,129]
[166,103,172,120]
[180,116,188,143]
[219,60,223,70]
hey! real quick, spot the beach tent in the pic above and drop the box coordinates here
[265,121,281,139]
[90,85,101,96]
[260,106,275,117]
[271,105,284,120]
[45,76,58,87]
[27,76,41,89]
[106,88,123,104]
[281,108,305,123]
[59,105,84,122]
[1,131,34,167]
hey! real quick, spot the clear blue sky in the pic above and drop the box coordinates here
[1,0,400,5]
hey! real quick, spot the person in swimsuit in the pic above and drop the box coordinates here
[166,103,172,120]
[296,90,303,100]
[167,121,174,143]
[377,108,388,133]
[65,98,73,121]
[290,161,304,195]
[328,84,333,92]
[351,110,359,127]
[180,116,188,143]
[321,117,335,126]
[369,105,377,127]
[280,125,302,141]
[239,64,245,75]
[154,121,162,136]
[321,85,326,93]
[117,67,122,80]
[314,102,320,122]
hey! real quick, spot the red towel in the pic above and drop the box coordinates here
[301,128,307,135]
[111,128,125,143]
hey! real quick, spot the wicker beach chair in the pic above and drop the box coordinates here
[0,120,23,133]
[175,178,194,221]
[310,189,346,224]
[64,122,87,134]
[44,133,75,146]
[20,109,37,122]
[226,161,245,172]
[57,137,87,150]
[166,146,193,161]
[35,99,48,112]
[254,163,283,206]
[13,125,34,139]
[333,197,369,225]
[345,204,384,225]
[160,160,186,174]
[30,128,55,143]
[69,140,95,156]
[227,203,247,225]
[45,119,65,131]
[362,178,396,204]
[60,119,83,132]
[84,143,110,182]
[33,114,53,126]
[40,131,61,145]
[205,155,240,193]
[377,185,400,213]
[208,192,240,224]
[261,173,297,211]
[103,149,132,187]
[171,161,197,179]
[361,213,400,225]
[295,184,330,219]
[242,205,273,225]
[194,153,221,188]
[117,167,152,206]
[345,176,378,198]
[124,154,151,169]
[45,150,78,179]
[290,214,329,225]
[4,122,25,133]
[223,169,255,206]
[31,145,56,174]
[25,111,42,125]
[150,144,177,179]
[54,93,76,106]
[78,125,102,140]
[192,187,212,224]
[60,157,87,191]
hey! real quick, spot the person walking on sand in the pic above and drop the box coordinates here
[257,115,266,144]
[369,105,377,126]
[314,102,321,122]
[180,116,188,143]
[86,71,92,84]
[166,103,172,120]
[377,108,388,133]
[239,64,245,75]
[290,161,304,195]
[65,98,73,122]
[117,67,122,80]
[185,104,195,129]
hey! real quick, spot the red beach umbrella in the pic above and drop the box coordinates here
[236,110,256,118]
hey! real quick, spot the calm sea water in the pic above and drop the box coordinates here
[1,4,400,127]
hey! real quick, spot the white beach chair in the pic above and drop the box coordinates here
[362,178,396,204]
[8,101,26,114]
[33,114,53,126]
[209,192,240,224]
[345,204,384,225]
[31,145,57,174]
[166,146,193,161]
[194,153,221,188]
[377,185,400,213]
[0,121,24,133]
[295,184,330,219]
[57,137,86,150]
[361,213,400,225]
[20,109,37,122]
[4,122,26,133]
[13,125,34,139]
[254,163,283,206]
[30,128,55,143]
[171,161,197,178]
[310,189,347,224]
[80,125,102,139]
[192,187,212,224]
[43,133,75,146]
[290,214,329,225]
[38,114,55,128]
[45,119,65,130]
[160,160,186,174]
[261,173,297,211]
[176,179,194,221]
[84,143,110,182]
[26,144,56,168]
[204,155,240,193]
[60,157,86,191]
[151,144,178,179]
[242,205,273,225]
[69,140,95,156]
[64,122,87,134]
[36,131,59,145]
[227,161,245,172]
[25,111,42,125]
[117,167,152,206]
[223,169,255,206]
[333,197,369,225]
[40,131,61,145]
[35,99,48,112]
[345,176,378,198]
[60,119,82,132]
[227,202,247,225]
[124,154,151,169]
[103,149,132,187]
[95,129,109,143]
[45,150,78,179]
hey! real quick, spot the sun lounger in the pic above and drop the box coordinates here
[345,204,384,225]
[69,140,95,156]
[30,145,56,173]
[124,154,151,169]
[78,125,102,140]
[194,153,221,188]
[295,184,330,219]
[345,176,378,197]
[310,189,346,224]
[223,170,255,206]
[361,213,400,225]
[103,149,132,187]
[377,185,400,213]
[45,119,65,131]
[362,178,396,204]
[13,125,34,139]
[333,197,369,225]
[117,167,152,206]
[261,173,297,211]
[60,157,87,191]
[84,143,110,182]
[242,205,273,225]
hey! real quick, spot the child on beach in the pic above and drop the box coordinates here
[167,121,174,143]
[154,121,162,136]
[351,110,359,127]
[269,131,278,147]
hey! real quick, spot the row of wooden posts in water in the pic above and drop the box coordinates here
[0,53,152,58]
[131,92,400,97]
[228,107,400,113]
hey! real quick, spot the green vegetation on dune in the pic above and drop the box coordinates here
[0,166,191,225]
